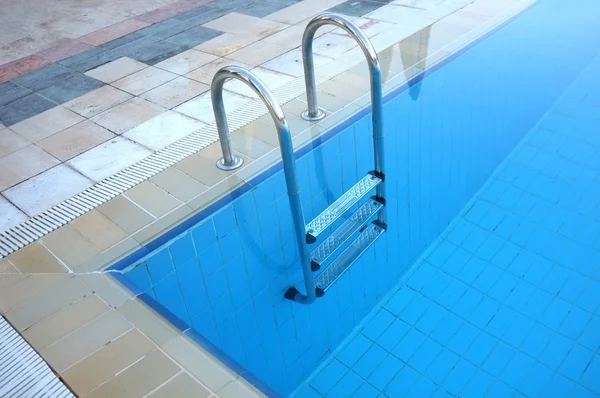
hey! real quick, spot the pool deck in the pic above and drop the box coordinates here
[0,0,540,397]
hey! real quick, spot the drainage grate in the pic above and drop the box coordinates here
[0,316,75,398]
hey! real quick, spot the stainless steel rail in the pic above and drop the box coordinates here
[212,66,318,304]
[301,13,387,224]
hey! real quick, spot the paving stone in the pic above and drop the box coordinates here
[150,20,197,40]
[329,0,387,16]
[0,93,56,126]
[38,74,105,104]
[165,26,223,48]
[11,64,78,91]
[0,82,31,106]
[59,47,109,69]
[136,18,183,36]
[127,41,189,66]
[174,5,228,25]
[99,32,146,51]
[237,0,299,18]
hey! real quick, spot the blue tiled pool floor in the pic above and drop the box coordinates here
[296,55,600,398]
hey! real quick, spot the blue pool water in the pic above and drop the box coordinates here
[110,0,600,396]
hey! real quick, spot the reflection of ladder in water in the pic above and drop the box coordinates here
[211,13,387,305]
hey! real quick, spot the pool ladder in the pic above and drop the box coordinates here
[213,13,386,305]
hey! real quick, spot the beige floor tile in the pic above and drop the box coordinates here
[77,273,134,307]
[239,119,280,147]
[0,195,27,233]
[42,225,100,269]
[22,294,109,351]
[97,195,155,234]
[318,79,367,101]
[225,67,294,98]
[61,329,156,396]
[70,210,128,251]
[185,58,252,85]
[227,41,289,66]
[162,336,235,392]
[112,67,178,96]
[175,152,232,187]
[7,241,67,274]
[218,380,262,398]
[5,275,90,331]
[116,299,180,346]
[155,49,218,75]
[149,167,208,202]
[148,372,211,398]
[38,120,115,161]
[266,0,346,24]
[203,12,288,38]
[0,258,18,274]
[0,129,30,157]
[123,110,206,150]
[195,33,259,57]
[174,90,250,124]
[139,77,210,109]
[85,349,180,398]
[124,181,182,218]
[132,204,193,246]
[262,47,333,77]
[85,57,148,83]
[261,19,332,49]
[229,131,274,160]
[41,309,132,373]
[91,97,166,135]
[366,3,438,25]
[64,86,133,118]
[67,137,152,181]
[3,165,93,217]
[0,274,69,313]
[312,32,359,58]
[0,145,60,191]
[11,107,85,143]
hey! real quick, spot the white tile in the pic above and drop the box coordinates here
[312,33,359,58]
[112,67,178,96]
[64,86,133,118]
[123,111,206,151]
[366,3,438,26]
[11,107,85,142]
[3,165,93,217]
[262,48,333,77]
[154,49,218,75]
[67,137,151,181]
[224,67,295,98]
[0,129,30,157]
[174,91,251,124]
[85,57,148,83]
[203,13,288,38]
[0,196,27,233]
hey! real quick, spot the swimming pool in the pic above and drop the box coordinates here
[110,0,600,396]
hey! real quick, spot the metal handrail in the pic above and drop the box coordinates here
[212,66,318,304]
[301,13,387,224]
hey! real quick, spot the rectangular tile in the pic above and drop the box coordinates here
[64,85,133,118]
[165,26,223,47]
[0,93,57,126]
[173,89,250,124]
[227,41,289,66]
[155,49,217,75]
[37,39,94,63]
[5,275,90,331]
[203,12,289,38]
[0,145,60,191]
[0,128,30,158]
[124,181,182,218]
[96,195,155,234]
[99,32,146,51]
[77,273,134,307]
[149,167,208,202]
[61,328,156,396]
[0,274,70,314]
[139,76,209,108]
[112,67,178,96]
[3,164,93,217]
[22,294,109,350]
[0,55,51,84]
[329,0,386,16]
[184,58,251,85]
[194,32,259,57]
[67,136,152,181]
[38,73,105,104]
[237,0,297,18]
[41,309,133,372]
[127,41,189,65]
[11,106,85,142]
[85,349,180,398]
[91,97,166,134]
[135,18,184,36]
[58,47,109,70]
[80,19,152,46]
[38,120,114,161]
[0,82,32,106]
[12,64,78,91]
[116,298,180,346]
[123,110,206,150]
[70,210,128,251]
[148,372,211,398]
[85,57,148,84]
[175,5,228,25]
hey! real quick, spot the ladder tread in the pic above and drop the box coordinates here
[315,223,385,292]
[311,199,383,269]
[306,173,382,241]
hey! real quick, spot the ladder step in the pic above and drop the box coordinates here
[311,199,383,270]
[306,173,382,242]
[315,223,385,293]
